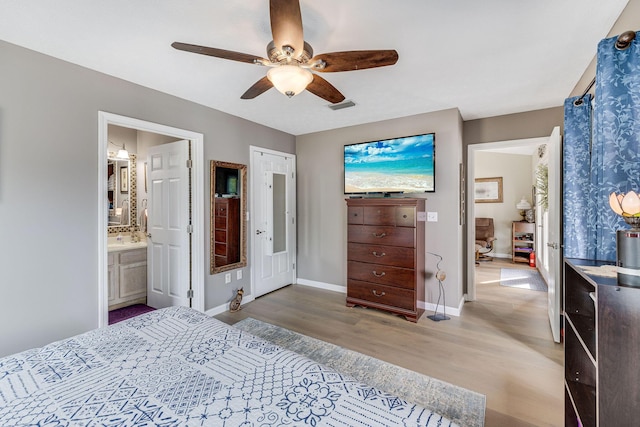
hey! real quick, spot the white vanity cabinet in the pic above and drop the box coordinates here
[108,247,147,310]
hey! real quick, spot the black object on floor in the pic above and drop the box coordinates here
[108,304,156,325]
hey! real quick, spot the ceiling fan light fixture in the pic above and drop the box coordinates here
[267,65,313,98]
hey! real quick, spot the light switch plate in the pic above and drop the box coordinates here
[225,273,231,284]
[427,212,438,222]
[236,270,242,280]
[417,212,427,222]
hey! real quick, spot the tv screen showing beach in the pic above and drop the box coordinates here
[344,133,435,194]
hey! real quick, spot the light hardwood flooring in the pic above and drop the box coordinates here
[215,257,563,426]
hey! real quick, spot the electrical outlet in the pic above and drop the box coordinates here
[236,270,242,280]
[225,273,231,284]
[427,212,438,222]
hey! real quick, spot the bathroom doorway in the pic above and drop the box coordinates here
[97,112,205,328]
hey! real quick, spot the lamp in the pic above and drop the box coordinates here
[516,197,532,221]
[109,141,129,160]
[267,65,313,98]
[609,191,640,287]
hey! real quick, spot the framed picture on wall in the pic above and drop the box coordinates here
[474,177,503,203]
[120,166,128,193]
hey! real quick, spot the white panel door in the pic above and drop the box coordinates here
[251,148,296,297]
[147,140,190,308]
[546,126,562,343]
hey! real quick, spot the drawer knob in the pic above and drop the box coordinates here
[372,232,387,238]
[372,271,386,278]
[372,289,386,297]
[372,251,386,257]
[403,214,407,218]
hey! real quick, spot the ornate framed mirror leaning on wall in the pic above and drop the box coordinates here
[108,153,137,234]
[210,160,247,274]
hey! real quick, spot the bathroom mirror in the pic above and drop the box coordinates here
[107,153,137,234]
[210,160,247,274]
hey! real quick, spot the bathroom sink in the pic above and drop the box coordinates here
[107,239,148,252]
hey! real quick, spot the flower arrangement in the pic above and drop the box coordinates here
[609,191,640,230]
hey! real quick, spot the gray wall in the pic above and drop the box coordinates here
[296,108,465,311]
[463,107,563,146]
[0,40,294,357]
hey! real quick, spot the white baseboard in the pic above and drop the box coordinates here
[296,278,347,294]
[205,294,256,317]
[419,296,464,317]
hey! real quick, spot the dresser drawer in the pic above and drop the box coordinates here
[215,242,227,256]
[215,204,228,216]
[347,243,415,268]
[347,279,415,311]
[119,248,147,265]
[363,206,396,225]
[395,206,416,227]
[348,225,415,247]
[347,206,364,224]
[215,216,227,229]
[348,261,415,290]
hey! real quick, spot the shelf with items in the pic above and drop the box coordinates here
[512,221,535,263]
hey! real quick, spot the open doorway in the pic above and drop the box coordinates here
[97,112,205,328]
[466,128,562,342]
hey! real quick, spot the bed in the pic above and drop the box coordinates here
[0,306,458,426]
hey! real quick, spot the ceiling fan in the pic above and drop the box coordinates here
[171,0,399,104]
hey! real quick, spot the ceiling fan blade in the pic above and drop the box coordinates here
[310,50,399,72]
[240,76,274,99]
[270,0,304,58]
[172,42,267,65]
[306,74,345,104]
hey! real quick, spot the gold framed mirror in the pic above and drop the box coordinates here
[108,153,137,234]
[210,160,247,274]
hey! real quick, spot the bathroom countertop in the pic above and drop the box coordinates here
[107,240,148,253]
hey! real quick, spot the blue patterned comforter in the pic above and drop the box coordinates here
[0,306,457,426]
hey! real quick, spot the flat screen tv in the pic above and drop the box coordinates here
[344,132,435,195]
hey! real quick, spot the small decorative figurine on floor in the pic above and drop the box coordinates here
[229,287,244,312]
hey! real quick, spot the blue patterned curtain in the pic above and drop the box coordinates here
[563,94,595,259]
[592,31,640,261]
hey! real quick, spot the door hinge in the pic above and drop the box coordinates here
[187,289,194,299]
[187,224,193,234]
[186,159,193,168]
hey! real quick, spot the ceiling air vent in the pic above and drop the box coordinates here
[328,100,356,111]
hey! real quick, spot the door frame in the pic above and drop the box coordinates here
[97,112,205,327]
[249,145,297,298]
[466,136,550,301]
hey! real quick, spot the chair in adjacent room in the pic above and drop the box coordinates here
[475,217,496,262]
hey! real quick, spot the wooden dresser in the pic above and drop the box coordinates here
[214,197,240,267]
[345,198,425,322]
[564,258,640,426]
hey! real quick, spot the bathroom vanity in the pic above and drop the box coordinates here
[108,242,147,310]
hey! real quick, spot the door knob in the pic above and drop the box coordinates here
[256,230,265,235]
[547,242,558,249]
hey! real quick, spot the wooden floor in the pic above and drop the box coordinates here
[215,258,564,427]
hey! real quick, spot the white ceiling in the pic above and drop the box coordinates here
[0,0,629,135]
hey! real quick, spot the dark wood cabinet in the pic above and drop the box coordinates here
[564,258,640,426]
[214,197,240,267]
[345,198,425,322]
